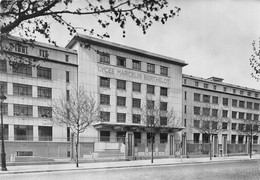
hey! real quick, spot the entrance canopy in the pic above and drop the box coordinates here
[94,122,184,133]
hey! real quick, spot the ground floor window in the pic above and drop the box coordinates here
[100,131,110,142]
[238,135,244,144]
[160,133,168,143]
[193,133,200,143]
[134,132,141,146]
[116,131,126,143]
[147,133,154,144]
[3,124,8,140]
[202,134,210,143]
[253,136,258,144]
[14,125,33,141]
[231,135,236,144]
[38,126,52,141]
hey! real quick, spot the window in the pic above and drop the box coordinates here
[203,95,210,103]
[255,93,259,98]
[39,49,48,58]
[232,111,237,119]
[100,77,110,88]
[253,125,259,131]
[247,102,253,109]
[212,109,218,117]
[160,87,167,96]
[100,131,110,142]
[132,60,141,70]
[160,133,168,143]
[238,124,244,131]
[147,85,155,94]
[194,120,200,128]
[246,113,252,120]
[254,103,259,110]
[160,66,168,76]
[132,98,141,108]
[204,83,208,89]
[67,127,70,141]
[100,111,110,122]
[117,96,126,106]
[0,61,7,72]
[231,135,236,144]
[0,81,7,93]
[13,64,32,76]
[223,87,227,92]
[253,136,258,144]
[38,126,52,141]
[38,106,52,118]
[212,96,218,104]
[132,82,141,92]
[13,83,32,96]
[38,86,52,99]
[238,135,244,144]
[193,133,200,143]
[37,67,52,80]
[194,106,200,115]
[65,55,69,62]
[202,107,210,116]
[147,100,154,109]
[117,56,126,67]
[14,104,33,116]
[240,90,244,95]
[184,79,187,84]
[160,117,167,126]
[184,119,187,127]
[232,123,237,130]
[222,110,228,118]
[247,92,251,97]
[254,114,259,121]
[117,80,126,90]
[1,124,8,140]
[184,91,187,100]
[195,81,199,87]
[239,112,244,119]
[100,94,110,105]
[147,63,155,73]
[213,85,217,90]
[233,89,236,94]
[14,125,33,141]
[134,132,141,146]
[116,131,126,142]
[184,105,187,114]
[239,101,245,108]
[160,102,167,111]
[117,113,126,123]
[99,52,110,64]
[223,98,228,106]
[194,93,200,102]
[66,90,70,101]
[66,71,70,83]
[212,121,218,130]
[1,103,8,115]
[202,134,210,143]
[14,44,28,54]
[132,114,141,124]
[232,99,237,107]
[222,122,228,130]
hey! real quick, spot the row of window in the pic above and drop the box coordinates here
[100,77,168,96]
[0,81,52,99]
[231,111,259,121]
[2,125,52,141]
[184,79,259,98]
[99,53,168,76]
[231,123,259,131]
[2,103,52,118]
[193,120,228,130]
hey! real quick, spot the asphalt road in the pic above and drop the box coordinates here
[1,160,260,180]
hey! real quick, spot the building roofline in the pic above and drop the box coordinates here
[66,34,187,67]
[183,74,260,92]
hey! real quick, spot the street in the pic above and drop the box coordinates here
[1,160,260,180]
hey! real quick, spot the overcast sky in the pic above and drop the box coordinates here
[36,0,260,89]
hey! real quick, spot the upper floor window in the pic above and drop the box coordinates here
[132,82,141,92]
[13,83,32,96]
[202,107,210,116]
[100,94,110,105]
[99,52,110,64]
[160,117,167,126]
[194,106,200,115]
[247,102,253,109]
[195,81,199,87]
[147,100,155,109]
[132,98,141,108]
[212,96,218,104]
[255,93,259,98]
[117,96,126,106]
[14,104,33,116]
[202,95,210,103]
[147,85,155,94]
[204,83,208,89]
[66,71,70,83]
[223,87,227,92]
[213,85,217,90]
[38,106,52,118]
[117,80,126,90]
[0,61,7,73]
[232,99,237,107]
[160,87,167,96]
[233,89,236,94]
[240,90,244,95]
[212,109,218,117]
[222,110,228,118]
[13,64,32,76]
[37,86,52,99]
[160,102,167,111]
[184,79,187,84]
[100,111,110,122]
[247,92,251,97]
[14,44,27,54]
[1,103,8,115]
[39,49,48,58]
[160,66,168,76]
[117,113,126,123]
[147,63,155,73]
[232,111,237,119]
[117,56,126,67]
[223,98,228,106]
[194,93,200,102]
[65,55,69,62]
[132,114,141,124]
[37,67,51,80]
[100,77,110,88]
[132,60,141,70]
[239,100,245,108]
[0,81,7,93]
[254,103,260,110]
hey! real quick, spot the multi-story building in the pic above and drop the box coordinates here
[183,75,260,156]
[0,36,78,160]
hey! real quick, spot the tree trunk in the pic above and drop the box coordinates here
[75,133,79,167]
[151,135,154,164]
[249,135,252,158]
[209,134,212,161]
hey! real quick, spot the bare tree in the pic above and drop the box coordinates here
[51,86,100,167]
[190,104,230,160]
[236,118,260,158]
[249,37,260,81]
[141,100,181,163]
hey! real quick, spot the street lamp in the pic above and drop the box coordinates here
[0,92,7,171]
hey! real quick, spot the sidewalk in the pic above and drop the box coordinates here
[1,155,260,175]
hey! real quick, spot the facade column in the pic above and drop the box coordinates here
[33,125,38,141]
[8,124,14,141]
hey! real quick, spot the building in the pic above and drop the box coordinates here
[182,74,260,157]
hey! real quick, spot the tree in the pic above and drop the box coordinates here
[236,118,260,158]
[51,86,100,167]
[249,37,260,81]
[141,100,181,163]
[191,104,230,160]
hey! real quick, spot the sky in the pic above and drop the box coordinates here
[34,0,260,90]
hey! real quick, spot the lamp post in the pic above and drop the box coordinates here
[0,92,7,171]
